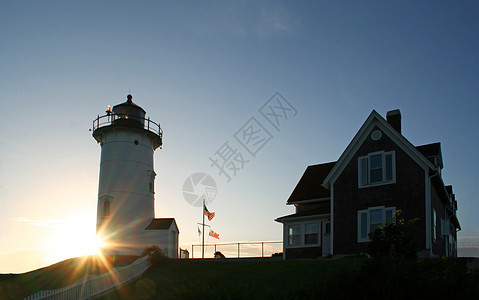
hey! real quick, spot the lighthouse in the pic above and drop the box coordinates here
[92,94,178,257]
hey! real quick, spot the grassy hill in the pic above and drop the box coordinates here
[2,255,478,299]
[99,256,366,299]
[100,256,479,300]
[0,255,137,299]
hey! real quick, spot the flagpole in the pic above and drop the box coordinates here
[202,199,205,259]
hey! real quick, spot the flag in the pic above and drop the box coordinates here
[209,229,220,239]
[204,204,215,221]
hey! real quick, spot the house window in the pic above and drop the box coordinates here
[369,209,383,233]
[358,151,395,187]
[305,223,319,245]
[288,225,301,245]
[357,206,396,242]
[433,208,437,241]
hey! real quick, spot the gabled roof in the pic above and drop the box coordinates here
[145,218,179,232]
[416,142,443,168]
[323,110,436,188]
[445,185,453,195]
[416,142,441,157]
[275,207,330,223]
[287,162,335,204]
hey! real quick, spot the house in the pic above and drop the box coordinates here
[275,109,460,259]
[144,218,179,258]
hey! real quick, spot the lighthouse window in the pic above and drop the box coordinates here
[148,171,156,193]
[99,195,113,218]
[104,200,110,217]
[134,140,139,145]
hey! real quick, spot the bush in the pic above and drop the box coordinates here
[368,210,418,260]
[140,245,170,267]
[141,245,161,257]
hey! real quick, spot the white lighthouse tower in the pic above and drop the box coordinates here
[92,94,178,257]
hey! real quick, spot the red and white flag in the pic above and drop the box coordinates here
[209,229,220,239]
[204,204,215,221]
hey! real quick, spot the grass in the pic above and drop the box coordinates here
[99,256,366,299]
[2,255,478,299]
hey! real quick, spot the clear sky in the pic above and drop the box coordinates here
[1,1,478,273]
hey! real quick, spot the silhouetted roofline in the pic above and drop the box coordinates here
[286,162,335,204]
[276,208,330,222]
[323,110,436,188]
[416,142,443,168]
[145,218,179,232]
[113,94,146,114]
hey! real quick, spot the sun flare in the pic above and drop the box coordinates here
[50,216,105,261]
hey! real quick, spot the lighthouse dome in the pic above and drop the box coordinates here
[92,93,162,149]
[112,94,146,128]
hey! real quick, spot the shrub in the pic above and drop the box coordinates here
[368,210,418,260]
[141,245,161,257]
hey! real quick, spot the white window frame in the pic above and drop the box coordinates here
[358,151,396,188]
[357,206,396,242]
[433,208,437,242]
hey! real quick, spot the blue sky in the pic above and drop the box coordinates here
[1,1,478,272]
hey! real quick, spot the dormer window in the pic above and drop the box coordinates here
[358,151,395,187]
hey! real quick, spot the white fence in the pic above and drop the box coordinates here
[191,241,283,259]
[24,256,151,300]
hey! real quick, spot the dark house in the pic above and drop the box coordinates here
[276,109,460,259]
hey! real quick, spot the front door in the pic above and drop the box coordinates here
[322,221,331,256]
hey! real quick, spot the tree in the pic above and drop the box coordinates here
[368,210,418,260]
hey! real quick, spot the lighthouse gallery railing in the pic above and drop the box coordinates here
[92,113,163,138]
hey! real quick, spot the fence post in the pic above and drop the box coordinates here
[237,243,240,258]
[262,242,264,257]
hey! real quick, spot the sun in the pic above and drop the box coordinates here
[50,216,106,261]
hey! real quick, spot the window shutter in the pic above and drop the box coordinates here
[385,153,393,181]
[359,157,368,186]
[358,210,368,241]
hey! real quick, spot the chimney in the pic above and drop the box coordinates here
[386,109,401,134]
